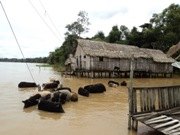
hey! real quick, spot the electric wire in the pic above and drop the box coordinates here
[0,1,36,82]
[28,0,62,41]
[38,0,63,39]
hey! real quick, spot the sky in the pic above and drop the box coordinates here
[0,0,179,58]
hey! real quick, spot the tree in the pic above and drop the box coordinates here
[48,11,90,65]
[149,3,180,51]
[107,25,121,43]
[139,23,152,30]
[47,34,78,65]
[127,27,143,47]
[66,11,90,37]
[119,25,130,40]
[92,31,105,41]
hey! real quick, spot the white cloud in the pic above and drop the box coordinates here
[0,0,179,58]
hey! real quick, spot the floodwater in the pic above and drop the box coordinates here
[0,62,180,135]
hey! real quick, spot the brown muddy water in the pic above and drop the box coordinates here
[0,62,180,135]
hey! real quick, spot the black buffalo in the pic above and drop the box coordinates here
[120,81,127,86]
[38,99,64,113]
[18,82,37,88]
[78,87,89,97]
[22,94,41,108]
[51,92,67,104]
[42,80,59,89]
[84,83,106,93]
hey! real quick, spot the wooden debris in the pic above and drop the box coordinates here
[166,128,180,134]
[154,119,179,129]
[145,115,167,123]
[145,117,173,124]
[170,132,180,135]
[162,123,180,134]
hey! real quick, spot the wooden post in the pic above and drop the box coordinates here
[128,55,134,129]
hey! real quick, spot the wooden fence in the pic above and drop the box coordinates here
[128,85,180,130]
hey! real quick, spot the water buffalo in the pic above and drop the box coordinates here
[51,90,78,103]
[70,93,78,102]
[22,94,41,108]
[108,80,119,87]
[59,89,78,101]
[18,82,37,88]
[78,87,89,97]
[52,80,60,84]
[120,81,127,86]
[84,83,106,93]
[22,91,51,108]
[38,99,64,113]
[51,91,67,104]
[42,80,60,89]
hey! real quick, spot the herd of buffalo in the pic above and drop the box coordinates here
[19,80,127,113]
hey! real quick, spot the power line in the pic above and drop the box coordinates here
[0,1,36,82]
[28,0,62,41]
[38,0,63,39]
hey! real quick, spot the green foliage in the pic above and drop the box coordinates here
[48,10,89,65]
[127,27,143,46]
[65,11,90,37]
[48,34,78,65]
[120,25,130,40]
[92,31,105,41]
[0,57,48,63]
[107,25,121,43]
[106,25,131,44]
[148,3,180,51]
[104,3,179,51]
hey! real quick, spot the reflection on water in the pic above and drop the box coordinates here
[23,106,37,113]
[0,62,179,135]
[38,111,63,120]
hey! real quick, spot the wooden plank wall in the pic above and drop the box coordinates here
[128,85,180,130]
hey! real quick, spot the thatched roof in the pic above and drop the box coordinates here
[167,42,180,61]
[77,39,175,63]
[140,48,174,63]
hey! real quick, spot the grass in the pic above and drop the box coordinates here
[52,64,65,72]
[36,64,52,67]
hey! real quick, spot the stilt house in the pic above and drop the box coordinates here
[67,39,175,77]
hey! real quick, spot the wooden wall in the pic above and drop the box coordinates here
[150,62,173,73]
[74,45,173,74]
[134,58,151,72]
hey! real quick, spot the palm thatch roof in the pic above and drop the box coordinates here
[77,39,175,63]
[140,48,175,63]
[167,42,180,61]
